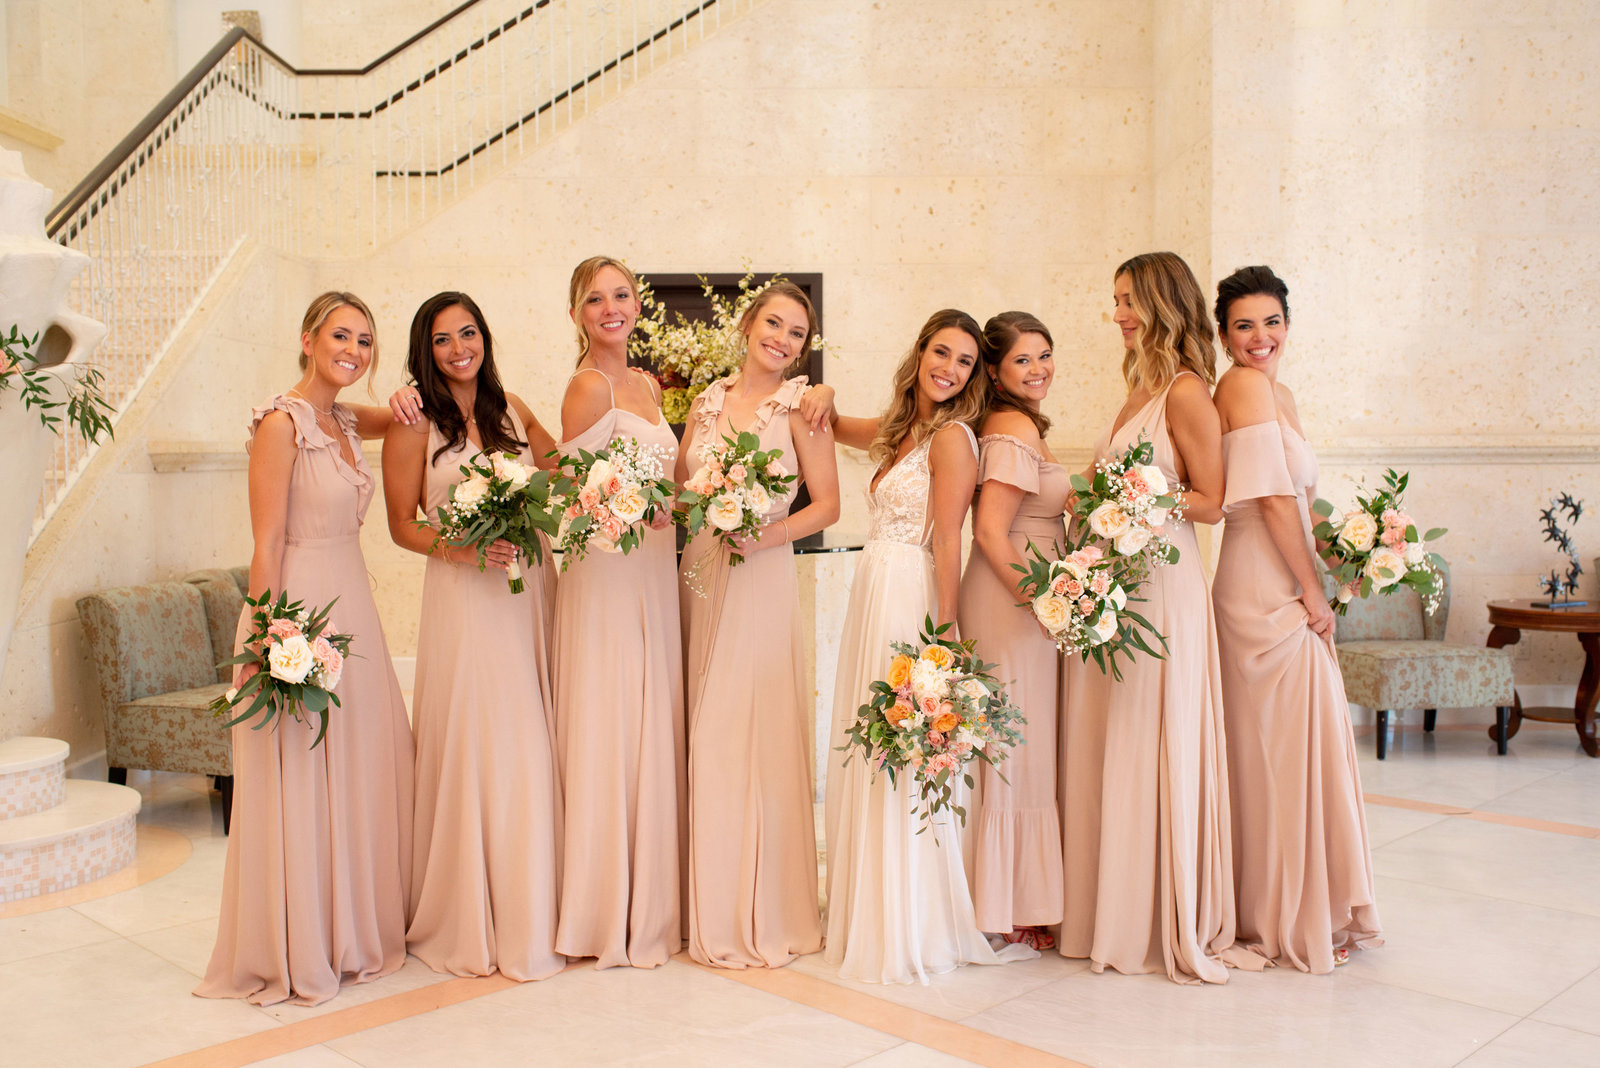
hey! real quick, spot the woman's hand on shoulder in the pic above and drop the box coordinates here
[388,384,423,426]
[796,383,836,436]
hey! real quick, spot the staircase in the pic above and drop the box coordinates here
[0,737,139,902]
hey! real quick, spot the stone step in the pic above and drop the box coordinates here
[0,779,140,902]
[0,736,69,820]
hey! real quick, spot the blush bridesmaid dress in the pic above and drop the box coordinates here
[198,395,414,1007]
[1212,417,1382,972]
[405,407,564,981]
[679,376,823,968]
[956,434,1069,934]
[549,367,685,969]
[1057,372,1242,985]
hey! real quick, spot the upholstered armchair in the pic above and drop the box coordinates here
[1329,562,1517,759]
[76,581,235,830]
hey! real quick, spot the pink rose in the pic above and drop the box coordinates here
[919,694,940,718]
[1078,596,1095,616]
[1081,545,1104,563]
[310,636,343,690]
[578,484,601,511]
[603,474,623,496]
[1124,469,1149,497]
[564,502,583,520]
[1089,573,1111,595]
[1049,574,1071,596]
[925,730,945,747]
[727,463,748,484]
[1064,578,1084,599]
[601,514,627,542]
[709,470,726,488]
[267,618,302,642]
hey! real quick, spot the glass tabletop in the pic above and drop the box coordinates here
[793,530,868,554]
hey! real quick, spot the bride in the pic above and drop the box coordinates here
[814,309,1038,984]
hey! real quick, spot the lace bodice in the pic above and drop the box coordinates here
[866,424,977,548]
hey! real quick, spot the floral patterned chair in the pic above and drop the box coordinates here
[77,580,236,831]
[1329,562,1517,759]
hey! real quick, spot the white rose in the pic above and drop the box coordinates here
[745,483,773,515]
[909,658,949,702]
[1089,611,1119,645]
[956,678,987,702]
[224,687,238,703]
[955,726,985,751]
[608,486,649,524]
[1032,594,1071,634]
[1404,540,1426,566]
[584,458,614,492]
[453,473,491,509]
[1087,501,1133,540]
[1134,463,1168,496]
[1337,583,1356,604]
[706,493,744,531]
[1338,511,1377,553]
[1145,505,1171,529]
[492,455,531,491]
[1113,525,1153,556]
[1107,584,1127,610]
[267,634,315,684]
[1365,546,1407,589]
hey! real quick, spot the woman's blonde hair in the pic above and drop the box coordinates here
[869,309,988,467]
[298,291,378,385]
[737,280,818,380]
[567,255,640,365]
[1116,252,1216,392]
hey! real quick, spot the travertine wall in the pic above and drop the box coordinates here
[6,0,1598,760]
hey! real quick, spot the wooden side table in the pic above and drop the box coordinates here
[1484,600,1600,757]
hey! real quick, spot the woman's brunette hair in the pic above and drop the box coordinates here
[980,310,1052,437]
[737,280,818,379]
[298,291,379,388]
[567,254,640,366]
[869,308,988,468]
[1116,252,1216,392]
[405,291,526,465]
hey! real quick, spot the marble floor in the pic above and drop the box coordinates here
[3,720,1598,1067]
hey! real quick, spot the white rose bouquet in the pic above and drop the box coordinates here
[548,436,675,570]
[1010,542,1167,678]
[1312,468,1446,616]
[432,453,558,593]
[837,617,1025,828]
[1069,437,1186,584]
[208,589,352,748]
[676,428,798,570]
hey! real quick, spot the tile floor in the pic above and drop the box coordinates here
[2,721,1597,1067]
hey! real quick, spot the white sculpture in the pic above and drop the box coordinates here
[0,149,108,692]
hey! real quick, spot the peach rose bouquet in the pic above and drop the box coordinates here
[1011,541,1166,678]
[837,617,1025,827]
[1312,468,1446,615]
[208,589,353,748]
[432,453,558,593]
[676,428,798,570]
[1069,436,1186,584]
[548,436,675,570]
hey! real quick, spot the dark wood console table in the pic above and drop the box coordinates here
[1484,600,1600,757]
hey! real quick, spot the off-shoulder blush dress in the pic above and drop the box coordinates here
[550,367,685,969]
[1057,373,1242,985]
[405,408,564,981]
[680,376,823,968]
[197,395,414,1007]
[956,434,1069,932]
[1212,417,1383,973]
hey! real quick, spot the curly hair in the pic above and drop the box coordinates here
[1116,252,1216,391]
[869,309,989,468]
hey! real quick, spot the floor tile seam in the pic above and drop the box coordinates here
[677,953,1087,1068]
[1519,961,1600,1027]
[0,927,127,968]
[1364,792,1600,839]
[1352,966,1557,1021]
[1370,871,1600,922]
[1449,1017,1595,1066]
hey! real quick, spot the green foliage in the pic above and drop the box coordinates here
[0,325,115,443]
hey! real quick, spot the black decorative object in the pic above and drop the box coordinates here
[1536,494,1586,607]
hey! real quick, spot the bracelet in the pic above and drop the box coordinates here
[780,520,791,545]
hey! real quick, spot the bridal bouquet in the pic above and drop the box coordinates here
[677,429,797,567]
[432,453,557,593]
[549,436,675,569]
[1312,468,1446,615]
[838,618,1025,828]
[209,589,352,748]
[1012,542,1166,679]
[1069,437,1186,579]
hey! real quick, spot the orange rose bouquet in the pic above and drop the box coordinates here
[837,617,1025,827]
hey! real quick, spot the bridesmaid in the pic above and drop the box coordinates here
[1058,252,1244,985]
[550,255,684,969]
[1209,265,1382,972]
[678,281,839,968]
[382,291,565,981]
[198,292,414,1006]
[821,310,1035,984]
[956,311,1067,950]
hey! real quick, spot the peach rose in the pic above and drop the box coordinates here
[931,704,959,733]
[885,698,914,727]
[886,654,915,690]
[920,644,954,670]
